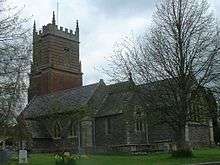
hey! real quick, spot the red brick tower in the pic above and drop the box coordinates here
[28,12,82,102]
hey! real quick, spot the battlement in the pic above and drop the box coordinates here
[33,12,79,42]
[35,23,79,42]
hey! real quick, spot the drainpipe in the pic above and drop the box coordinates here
[146,123,149,144]
[126,121,131,144]
[77,121,81,154]
[185,122,190,142]
[209,119,215,146]
[93,119,96,153]
[2,140,5,150]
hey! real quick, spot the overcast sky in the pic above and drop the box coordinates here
[8,0,220,85]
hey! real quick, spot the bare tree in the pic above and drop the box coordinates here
[106,0,220,155]
[0,0,31,135]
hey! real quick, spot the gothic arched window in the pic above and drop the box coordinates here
[54,122,61,138]
[69,121,77,138]
[134,106,145,132]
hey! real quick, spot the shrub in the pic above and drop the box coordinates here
[172,150,193,158]
[54,154,80,165]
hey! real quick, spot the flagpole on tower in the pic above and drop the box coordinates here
[57,0,59,25]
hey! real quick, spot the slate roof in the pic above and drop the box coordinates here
[94,91,134,117]
[93,81,135,117]
[93,79,176,118]
[23,80,137,119]
[23,83,99,119]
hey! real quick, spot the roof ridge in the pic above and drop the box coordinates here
[84,82,102,105]
[38,83,99,97]
[106,81,130,86]
[22,95,37,112]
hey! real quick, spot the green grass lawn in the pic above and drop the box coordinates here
[9,148,220,165]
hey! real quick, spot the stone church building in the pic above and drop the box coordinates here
[22,13,215,153]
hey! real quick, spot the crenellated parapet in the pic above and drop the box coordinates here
[34,23,79,42]
[33,11,79,42]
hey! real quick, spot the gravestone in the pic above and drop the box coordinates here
[19,150,28,164]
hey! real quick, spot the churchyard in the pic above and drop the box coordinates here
[3,148,220,165]
[1,0,220,164]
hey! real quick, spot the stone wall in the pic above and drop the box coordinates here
[189,123,210,148]
[148,124,173,143]
[29,115,97,153]
[32,137,78,153]
[126,110,149,145]
[95,114,127,152]
[94,108,150,153]
[49,69,82,93]
[147,123,210,151]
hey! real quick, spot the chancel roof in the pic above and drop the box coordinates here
[94,81,135,117]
